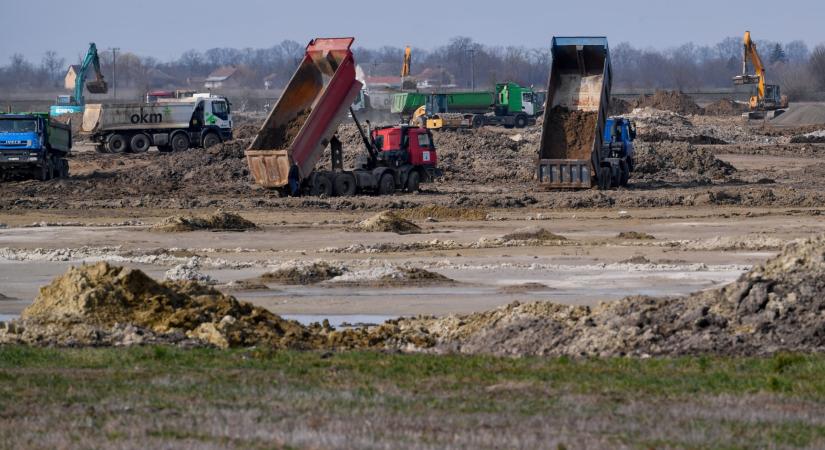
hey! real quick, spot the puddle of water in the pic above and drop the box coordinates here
[282,314,395,328]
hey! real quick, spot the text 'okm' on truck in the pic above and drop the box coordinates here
[81,94,232,153]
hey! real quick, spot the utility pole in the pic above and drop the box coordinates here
[467,48,476,91]
[112,48,119,101]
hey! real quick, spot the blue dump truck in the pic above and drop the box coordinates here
[0,113,71,181]
[537,37,634,189]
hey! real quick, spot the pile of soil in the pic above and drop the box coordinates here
[631,91,702,115]
[398,205,488,221]
[502,226,566,242]
[253,109,311,150]
[358,211,421,234]
[381,234,825,356]
[609,97,633,116]
[541,107,597,160]
[1,262,318,349]
[633,142,736,182]
[153,212,257,232]
[703,99,749,116]
[259,262,345,285]
[617,231,655,240]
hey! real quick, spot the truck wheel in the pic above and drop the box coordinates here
[171,133,190,152]
[619,163,629,187]
[471,115,484,129]
[515,115,528,128]
[378,173,395,196]
[130,134,151,153]
[333,173,357,196]
[57,159,69,179]
[310,173,333,197]
[38,161,51,181]
[202,133,221,149]
[598,167,612,190]
[406,171,420,192]
[107,134,128,153]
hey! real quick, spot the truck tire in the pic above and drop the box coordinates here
[515,115,528,128]
[130,134,151,153]
[406,171,420,193]
[310,173,333,197]
[171,133,190,152]
[202,133,221,149]
[378,173,395,196]
[107,134,128,153]
[38,160,51,181]
[471,115,484,129]
[57,158,69,179]
[598,166,612,190]
[619,162,629,187]
[333,173,357,196]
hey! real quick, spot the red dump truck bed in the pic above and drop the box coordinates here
[246,38,362,188]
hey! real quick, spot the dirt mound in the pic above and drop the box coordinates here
[259,262,344,284]
[541,107,598,160]
[633,142,736,182]
[384,234,825,356]
[7,262,316,348]
[153,212,256,232]
[358,211,421,234]
[609,97,632,116]
[502,226,566,242]
[703,99,749,116]
[327,266,455,287]
[631,90,702,115]
[398,205,488,221]
[617,231,655,240]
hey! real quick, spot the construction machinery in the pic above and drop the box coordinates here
[245,38,440,197]
[408,82,538,130]
[82,94,232,153]
[50,43,108,116]
[0,112,71,181]
[733,31,789,120]
[537,37,632,189]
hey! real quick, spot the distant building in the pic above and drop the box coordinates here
[64,65,81,90]
[204,66,239,89]
[365,75,403,90]
[414,67,455,89]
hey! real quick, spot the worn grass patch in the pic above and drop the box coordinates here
[2,348,825,448]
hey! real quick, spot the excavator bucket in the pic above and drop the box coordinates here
[86,79,108,94]
[246,37,362,188]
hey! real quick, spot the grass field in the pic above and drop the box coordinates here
[2,347,825,449]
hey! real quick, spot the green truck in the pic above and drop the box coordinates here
[392,82,540,129]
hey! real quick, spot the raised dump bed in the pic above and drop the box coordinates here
[246,38,362,188]
[537,37,611,189]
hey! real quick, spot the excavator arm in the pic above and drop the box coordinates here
[733,31,766,107]
[75,43,108,106]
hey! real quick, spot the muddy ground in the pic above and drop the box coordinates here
[2,101,825,342]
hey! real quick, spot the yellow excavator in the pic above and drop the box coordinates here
[733,31,789,119]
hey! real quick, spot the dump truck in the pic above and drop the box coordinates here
[245,37,440,197]
[0,113,71,181]
[410,83,539,129]
[537,37,628,189]
[81,95,232,153]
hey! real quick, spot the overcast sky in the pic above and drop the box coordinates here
[3,0,822,63]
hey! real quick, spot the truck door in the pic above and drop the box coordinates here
[207,99,231,130]
[522,92,535,116]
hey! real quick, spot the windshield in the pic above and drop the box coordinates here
[0,119,37,133]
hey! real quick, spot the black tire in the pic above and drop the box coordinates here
[94,144,108,153]
[378,173,395,196]
[171,133,190,152]
[157,145,172,153]
[514,115,528,128]
[310,173,333,197]
[57,158,69,179]
[202,132,221,149]
[333,173,357,196]
[130,133,151,153]
[406,170,420,192]
[471,115,484,129]
[38,160,51,181]
[619,163,629,187]
[107,134,128,153]
[598,166,612,190]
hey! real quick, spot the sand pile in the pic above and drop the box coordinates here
[398,205,488,221]
[631,90,702,115]
[153,212,256,232]
[1,262,318,348]
[633,142,736,182]
[541,107,598,160]
[358,211,421,234]
[703,99,749,116]
[382,234,825,356]
[431,128,536,184]
[502,226,566,242]
[259,261,345,284]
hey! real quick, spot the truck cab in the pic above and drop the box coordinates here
[600,117,636,187]
[372,126,437,168]
[495,82,537,117]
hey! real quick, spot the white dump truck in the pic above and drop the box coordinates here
[81,94,232,153]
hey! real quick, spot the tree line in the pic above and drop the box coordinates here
[2,36,825,100]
